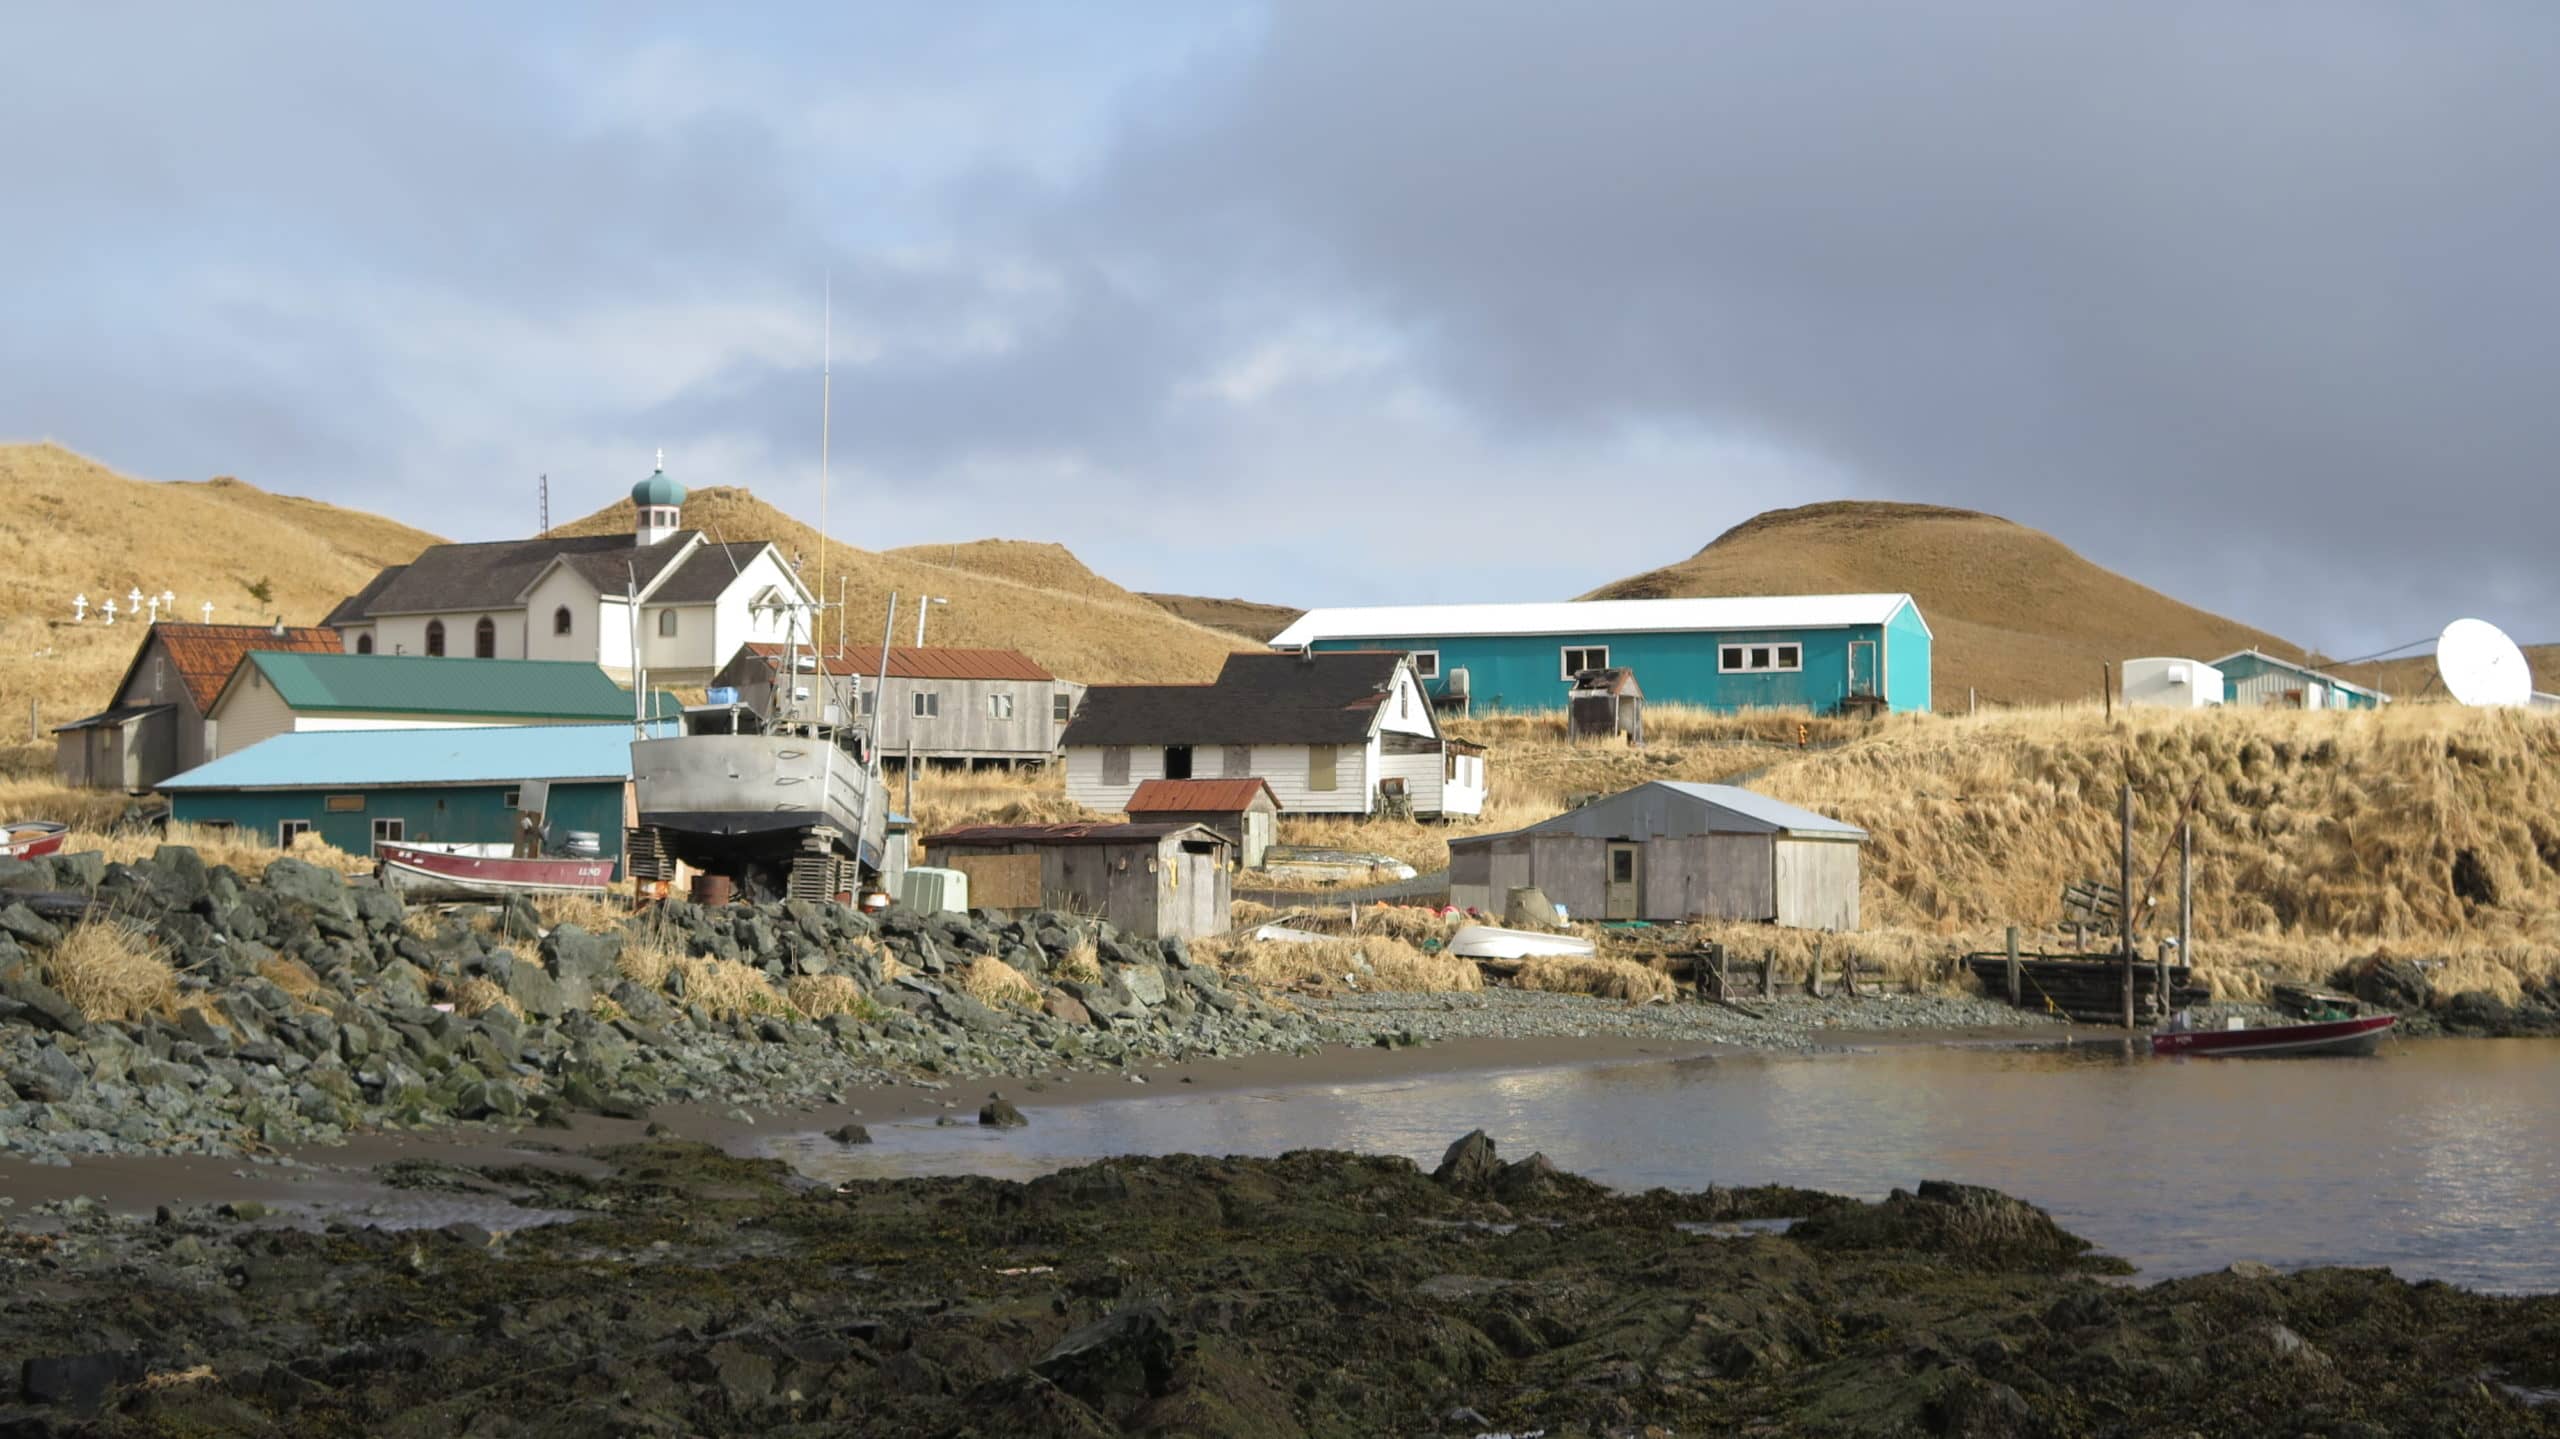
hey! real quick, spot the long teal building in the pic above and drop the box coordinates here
[1268,594,1931,715]
[160,722,652,864]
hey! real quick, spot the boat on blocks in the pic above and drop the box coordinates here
[2150,1013,2397,1058]
[0,821,68,861]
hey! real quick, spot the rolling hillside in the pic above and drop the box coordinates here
[1585,501,2309,707]
[1141,592,1303,643]
[555,492,1243,683]
[0,443,445,746]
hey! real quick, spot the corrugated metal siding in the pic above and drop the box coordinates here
[207,673,299,759]
[1774,837,1860,931]
[1310,623,1916,715]
[1274,594,1918,645]
[1528,834,1607,919]
[169,780,627,868]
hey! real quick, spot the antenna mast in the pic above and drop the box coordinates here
[817,271,832,664]
[538,472,550,536]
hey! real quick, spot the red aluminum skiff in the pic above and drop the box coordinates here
[2150,1013,2396,1058]
[1,821,68,861]
[377,843,616,899]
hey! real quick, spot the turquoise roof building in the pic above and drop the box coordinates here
[1268,594,1931,715]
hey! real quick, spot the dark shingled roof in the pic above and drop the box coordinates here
[351,533,696,617]
[647,542,778,603]
[1059,650,1410,746]
[323,566,407,628]
[924,821,1227,848]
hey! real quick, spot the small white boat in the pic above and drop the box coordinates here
[1249,923,1334,945]
[377,842,616,900]
[1447,924,1597,961]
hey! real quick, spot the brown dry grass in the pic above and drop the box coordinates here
[452,976,521,1020]
[786,973,866,1019]
[1053,935,1101,985]
[42,920,178,1021]
[1136,592,1301,643]
[668,955,787,1019]
[1202,933,1484,994]
[1506,955,1680,1003]
[1583,499,2308,707]
[954,955,1042,1009]
[253,954,324,1003]
[902,765,1098,850]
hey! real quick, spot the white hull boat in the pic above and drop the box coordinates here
[1447,924,1597,961]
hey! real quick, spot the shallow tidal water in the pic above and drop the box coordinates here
[777,1036,2560,1292]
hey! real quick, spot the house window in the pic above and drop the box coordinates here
[1222,744,1252,777]
[1561,645,1609,679]
[425,620,446,657]
[152,658,167,694]
[658,609,679,638]
[324,795,365,813]
[913,690,939,718]
[553,606,573,636]
[1102,746,1131,785]
[502,789,521,808]
[372,818,405,845]
[278,819,311,848]
[1400,686,1411,720]
[1165,745,1194,781]
[355,634,374,655]
[1719,643,1804,674]
[987,692,1014,720]
[474,616,497,659]
[1052,692,1072,723]
[1409,651,1439,679]
[1307,744,1338,792]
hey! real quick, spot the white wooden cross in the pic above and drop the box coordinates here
[72,593,88,623]
[127,587,143,614]
[103,599,118,626]
[200,601,215,623]
[145,595,160,623]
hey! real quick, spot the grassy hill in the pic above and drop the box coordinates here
[555,492,1243,684]
[1140,592,1302,644]
[0,443,445,757]
[1584,501,2308,708]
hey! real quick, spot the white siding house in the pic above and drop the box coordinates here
[1061,652,1484,819]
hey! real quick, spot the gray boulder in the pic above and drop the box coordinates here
[261,857,354,919]
[979,1094,1028,1128]
[1433,1130,1503,1190]
[0,973,86,1038]
[0,903,64,948]
[1030,1303,1179,1403]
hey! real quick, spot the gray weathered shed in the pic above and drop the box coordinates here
[1569,666,1644,745]
[1446,781,1865,931]
[921,821,1234,941]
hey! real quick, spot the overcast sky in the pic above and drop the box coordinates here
[8,3,2557,654]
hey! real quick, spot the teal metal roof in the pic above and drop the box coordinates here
[160,721,670,791]
[232,652,675,719]
[631,466,687,507]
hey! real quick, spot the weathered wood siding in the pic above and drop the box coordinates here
[1774,836,1861,931]
[1528,834,1607,920]
[935,832,1232,940]
[205,672,300,759]
[947,853,1042,910]
[878,676,1073,761]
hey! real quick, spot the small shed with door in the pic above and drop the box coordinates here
[1123,777,1281,869]
[2122,657,2225,709]
[921,821,1234,940]
[1446,780,1865,931]
[1569,667,1644,744]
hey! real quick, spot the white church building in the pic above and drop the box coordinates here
[324,459,811,685]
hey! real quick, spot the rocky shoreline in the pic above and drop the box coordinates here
[5,1133,2558,1435]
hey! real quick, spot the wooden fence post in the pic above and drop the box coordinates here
[1714,942,1728,1002]
[1762,948,1776,999]
[2005,925,2020,1007]
[1808,939,1825,998]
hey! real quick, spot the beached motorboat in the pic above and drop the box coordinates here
[1447,924,1597,961]
[2151,1013,2397,1058]
[0,821,68,861]
[376,842,617,900]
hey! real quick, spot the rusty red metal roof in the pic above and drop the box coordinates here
[736,643,1053,682]
[1123,777,1279,814]
[129,624,342,712]
[923,821,1225,849]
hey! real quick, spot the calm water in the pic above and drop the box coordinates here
[777,1038,2560,1292]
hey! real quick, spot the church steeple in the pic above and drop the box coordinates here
[633,449,686,545]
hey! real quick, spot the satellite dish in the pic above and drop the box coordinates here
[2437,618,2533,708]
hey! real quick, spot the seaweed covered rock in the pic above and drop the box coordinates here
[1789,1179,2122,1273]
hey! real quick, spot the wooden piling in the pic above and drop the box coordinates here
[2119,782,2136,1031]
[1809,939,1826,998]
[1762,948,1776,1000]
[2005,926,2020,1006]
[1715,943,1729,1002]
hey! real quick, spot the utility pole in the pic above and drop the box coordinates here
[2103,662,2113,720]
[2119,781,2136,1030]
[538,473,549,535]
[2179,818,2193,977]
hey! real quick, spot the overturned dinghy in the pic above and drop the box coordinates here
[1448,925,1597,961]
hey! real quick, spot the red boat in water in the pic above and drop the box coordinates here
[0,821,68,861]
[2151,1013,2397,1058]
[376,842,616,900]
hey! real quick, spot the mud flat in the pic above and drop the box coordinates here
[5,1133,2558,1436]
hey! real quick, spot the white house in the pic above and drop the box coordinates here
[1060,651,1486,819]
[324,458,810,684]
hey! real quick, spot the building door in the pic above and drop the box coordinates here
[1605,842,1641,920]
[1847,640,1879,698]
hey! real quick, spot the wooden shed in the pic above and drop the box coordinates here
[1569,667,1644,745]
[1446,780,1865,931]
[1123,777,1281,869]
[921,821,1234,941]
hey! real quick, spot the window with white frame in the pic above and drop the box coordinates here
[1052,692,1072,723]
[1718,642,1803,674]
[372,818,405,844]
[658,609,679,637]
[278,819,312,847]
[913,690,939,717]
[1560,645,1609,679]
[987,692,1014,720]
[1408,650,1439,679]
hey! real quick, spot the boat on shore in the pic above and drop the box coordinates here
[1447,924,1597,961]
[0,821,68,861]
[376,842,617,900]
[2151,1013,2397,1058]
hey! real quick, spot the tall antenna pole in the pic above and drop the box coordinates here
[817,271,832,661]
[539,473,550,536]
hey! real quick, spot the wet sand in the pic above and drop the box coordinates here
[0,1021,2091,1220]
